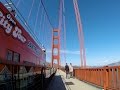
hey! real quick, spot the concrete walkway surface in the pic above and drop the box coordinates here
[47,70,102,90]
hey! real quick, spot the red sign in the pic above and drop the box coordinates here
[0,10,26,43]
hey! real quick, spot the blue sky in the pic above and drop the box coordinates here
[1,0,120,66]
[78,0,120,66]
[44,0,120,66]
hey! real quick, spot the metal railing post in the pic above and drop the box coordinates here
[103,66,109,90]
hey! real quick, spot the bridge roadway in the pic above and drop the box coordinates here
[47,69,103,90]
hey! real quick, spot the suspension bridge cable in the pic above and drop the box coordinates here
[16,0,21,8]
[73,0,83,67]
[62,0,66,64]
[33,0,41,33]
[44,16,47,47]
[58,0,63,30]
[27,0,35,23]
[7,0,43,47]
[63,16,66,64]
[73,0,86,67]
[7,0,53,50]
[38,8,44,38]
[41,13,46,43]
[41,0,53,29]
[58,0,63,66]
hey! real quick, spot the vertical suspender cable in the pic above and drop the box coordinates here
[63,0,66,65]
[46,17,50,48]
[33,0,41,33]
[58,0,63,66]
[44,15,47,47]
[27,0,35,22]
[41,13,45,44]
[58,0,63,30]
[16,0,21,8]
[63,14,66,65]
[8,0,43,47]
[39,8,44,37]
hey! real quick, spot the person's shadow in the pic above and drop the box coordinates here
[47,75,66,90]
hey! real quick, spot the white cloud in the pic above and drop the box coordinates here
[46,49,80,55]
[95,56,120,66]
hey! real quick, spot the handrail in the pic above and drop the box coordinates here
[74,66,120,90]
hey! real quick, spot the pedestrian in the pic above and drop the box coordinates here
[65,63,69,79]
[69,63,73,78]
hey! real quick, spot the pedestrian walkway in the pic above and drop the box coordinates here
[47,70,103,90]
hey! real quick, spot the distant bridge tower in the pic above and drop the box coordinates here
[52,29,60,68]
[73,0,86,67]
[51,0,63,68]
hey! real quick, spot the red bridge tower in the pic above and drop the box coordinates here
[52,29,60,68]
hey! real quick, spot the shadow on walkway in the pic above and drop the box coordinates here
[47,75,66,90]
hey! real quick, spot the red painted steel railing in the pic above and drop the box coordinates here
[74,66,120,90]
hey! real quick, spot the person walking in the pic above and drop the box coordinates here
[65,63,69,79]
[69,63,73,78]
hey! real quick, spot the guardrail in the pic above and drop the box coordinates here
[74,66,120,90]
